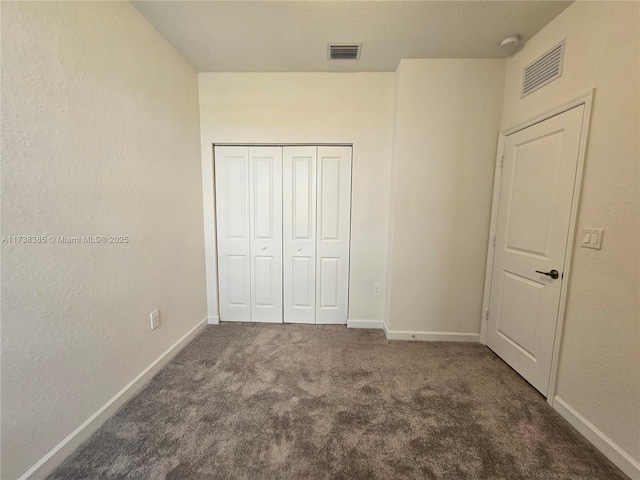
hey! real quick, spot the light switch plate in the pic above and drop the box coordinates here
[581,228,603,250]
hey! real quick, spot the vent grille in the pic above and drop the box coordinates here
[328,44,361,60]
[522,41,565,97]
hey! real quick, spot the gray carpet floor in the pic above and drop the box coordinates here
[48,324,628,479]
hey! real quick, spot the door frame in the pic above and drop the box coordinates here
[479,90,594,404]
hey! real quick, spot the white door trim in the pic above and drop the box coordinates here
[479,90,594,404]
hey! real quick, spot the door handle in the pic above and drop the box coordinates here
[536,269,559,279]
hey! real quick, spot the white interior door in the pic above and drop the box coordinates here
[487,106,584,395]
[316,146,352,324]
[249,147,283,323]
[214,146,251,322]
[283,146,317,324]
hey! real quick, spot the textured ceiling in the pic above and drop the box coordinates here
[131,1,573,72]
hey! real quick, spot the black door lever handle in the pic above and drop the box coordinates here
[536,269,559,279]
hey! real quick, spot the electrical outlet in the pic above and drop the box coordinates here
[373,283,382,297]
[150,309,160,330]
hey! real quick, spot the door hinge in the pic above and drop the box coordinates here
[485,310,490,321]
[500,155,504,168]
[492,235,496,248]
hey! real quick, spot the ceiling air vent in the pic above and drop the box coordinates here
[521,41,565,97]
[328,44,362,61]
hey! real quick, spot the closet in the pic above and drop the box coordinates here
[214,145,352,325]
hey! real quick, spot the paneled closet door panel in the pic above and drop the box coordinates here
[214,146,251,322]
[316,146,352,324]
[249,147,283,323]
[283,146,317,324]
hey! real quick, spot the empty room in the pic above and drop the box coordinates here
[2,1,638,479]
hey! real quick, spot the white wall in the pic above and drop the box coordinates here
[199,73,395,323]
[1,3,206,478]
[500,1,639,474]
[385,59,506,337]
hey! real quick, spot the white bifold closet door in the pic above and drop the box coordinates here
[215,146,283,323]
[248,147,283,323]
[216,144,351,324]
[283,146,352,324]
[315,146,352,324]
[283,147,317,324]
[214,146,251,321]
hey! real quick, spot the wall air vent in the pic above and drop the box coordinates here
[521,41,565,97]
[328,44,362,60]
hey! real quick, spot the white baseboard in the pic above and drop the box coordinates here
[383,323,479,342]
[207,315,220,324]
[552,396,640,480]
[19,317,208,480]
[347,319,384,329]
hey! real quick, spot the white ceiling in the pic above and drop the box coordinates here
[131,1,573,72]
